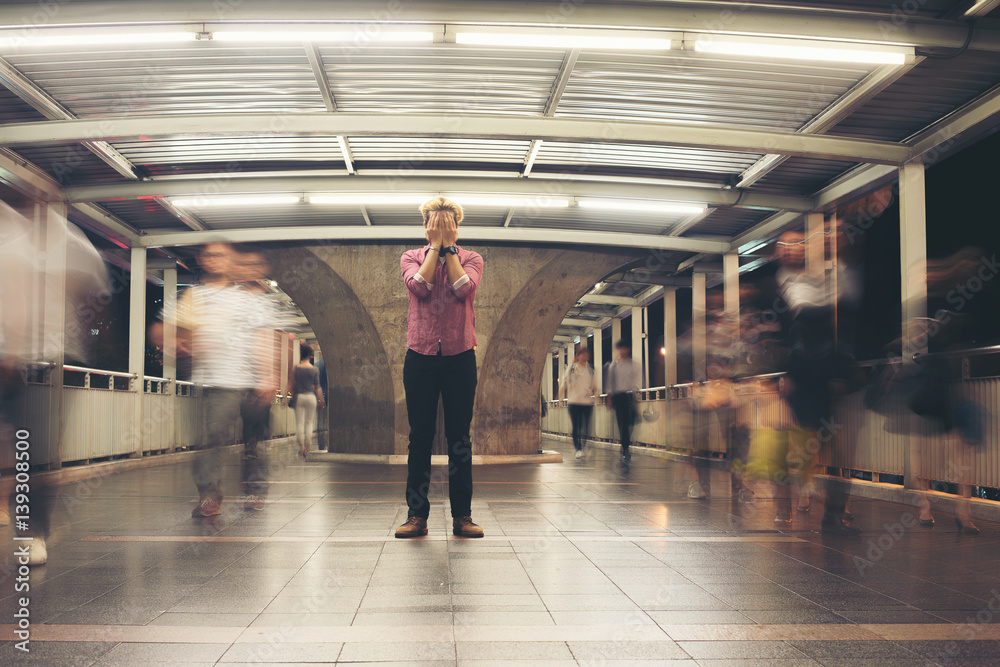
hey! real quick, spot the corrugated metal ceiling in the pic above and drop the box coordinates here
[829,51,1000,142]
[558,52,873,130]
[4,44,327,117]
[319,46,563,115]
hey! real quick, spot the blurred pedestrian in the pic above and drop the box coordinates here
[156,242,278,518]
[605,340,641,469]
[1,201,108,564]
[559,347,596,460]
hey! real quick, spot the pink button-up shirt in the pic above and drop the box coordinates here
[401,245,483,356]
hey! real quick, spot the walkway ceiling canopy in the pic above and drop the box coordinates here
[0,0,999,270]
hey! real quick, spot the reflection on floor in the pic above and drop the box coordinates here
[2,436,999,666]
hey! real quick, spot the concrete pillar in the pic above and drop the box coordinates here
[592,328,603,395]
[128,246,147,457]
[612,317,621,348]
[632,305,644,388]
[163,266,177,451]
[692,272,707,382]
[663,287,677,387]
[900,161,928,490]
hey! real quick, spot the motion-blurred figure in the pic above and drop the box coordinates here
[559,347,596,460]
[605,340,641,469]
[232,245,281,511]
[872,247,992,534]
[774,229,863,534]
[155,242,278,517]
[0,201,109,565]
[688,290,739,499]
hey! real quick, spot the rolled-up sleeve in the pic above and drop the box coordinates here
[450,252,482,301]
[401,251,431,299]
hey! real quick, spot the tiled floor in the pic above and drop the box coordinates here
[2,437,1000,665]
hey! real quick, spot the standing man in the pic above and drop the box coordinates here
[605,340,641,469]
[396,197,484,538]
[559,348,596,460]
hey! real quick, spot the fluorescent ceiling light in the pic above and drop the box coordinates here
[171,196,300,207]
[449,196,570,207]
[212,31,434,43]
[0,32,197,48]
[578,199,706,215]
[456,33,671,50]
[694,39,907,64]
[308,195,431,205]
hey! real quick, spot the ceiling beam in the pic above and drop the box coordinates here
[1,1,997,51]
[560,318,603,328]
[729,211,804,255]
[139,225,729,253]
[577,294,638,306]
[69,202,143,247]
[156,199,209,231]
[0,113,912,165]
[0,147,61,201]
[63,175,815,212]
[736,60,920,188]
[906,83,1000,164]
[0,56,142,180]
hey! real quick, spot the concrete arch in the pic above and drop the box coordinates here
[474,247,644,455]
[267,246,395,454]
[269,243,646,457]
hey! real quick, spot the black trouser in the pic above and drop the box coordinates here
[611,392,635,458]
[240,393,271,497]
[403,348,477,519]
[568,404,593,451]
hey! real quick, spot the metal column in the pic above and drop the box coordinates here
[663,287,677,388]
[163,266,177,451]
[692,272,707,382]
[128,246,146,457]
[632,305,645,388]
[42,203,67,469]
[542,351,553,402]
[592,327,603,395]
[900,161,928,490]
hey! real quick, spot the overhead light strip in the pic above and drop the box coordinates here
[455,32,672,50]
[212,31,435,43]
[693,37,910,64]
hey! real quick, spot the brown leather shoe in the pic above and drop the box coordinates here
[452,516,484,538]
[395,516,428,538]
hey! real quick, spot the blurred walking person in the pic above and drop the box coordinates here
[0,201,108,564]
[605,340,641,469]
[156,242,278,518]
[559,347,596,460]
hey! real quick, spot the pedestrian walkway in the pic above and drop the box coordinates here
[1,437,999,665]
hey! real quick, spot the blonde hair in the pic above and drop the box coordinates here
[420,196,463,226]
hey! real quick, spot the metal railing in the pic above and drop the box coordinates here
[22,364,301,466]
[543,347,1000,493]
